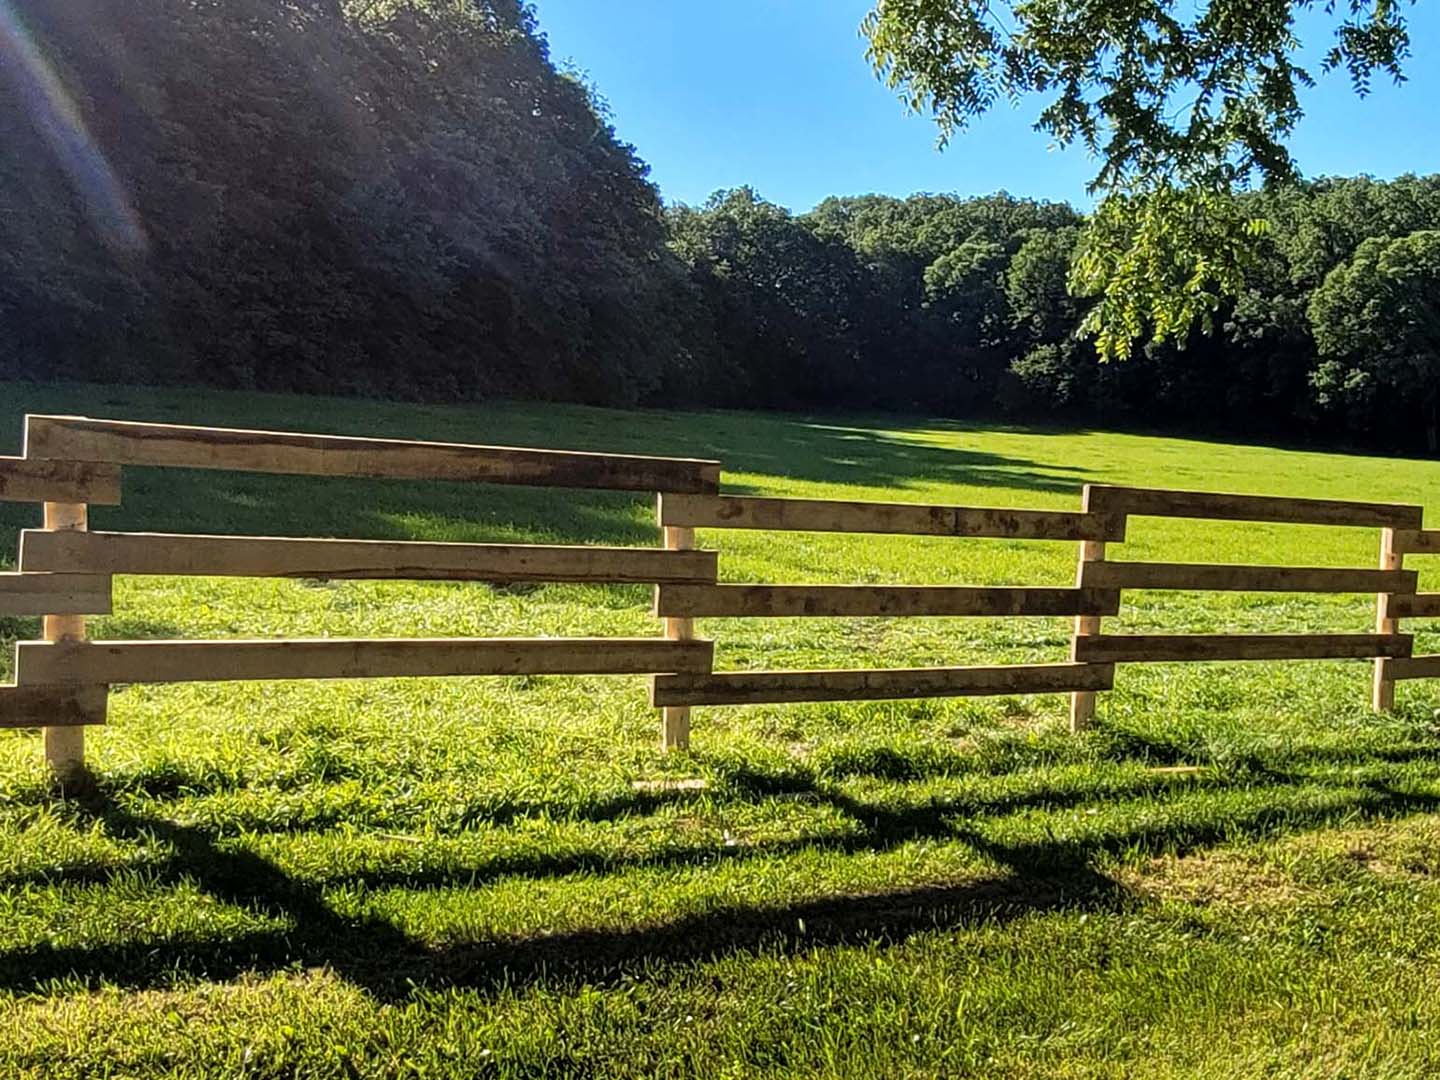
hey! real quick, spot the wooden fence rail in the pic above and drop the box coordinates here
[4,413,1440,782]
[654,584,1120,619]
[0,572,111,616]
[2,415,723,779]
[14,638,714,687]
[21,530,719,584]
[24,415,721,493]
[658,492,1126,541]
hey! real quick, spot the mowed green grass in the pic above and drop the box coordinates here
[4,381,1440,1078]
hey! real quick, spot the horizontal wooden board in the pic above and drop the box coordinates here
[0,456,121,505]
[1084,485,1421,529]
[16,637,715,686]
[1392,529,1440,555]
[654,584,1120,618]
[1387,593,1440,619]
[0,684,107,728]
[21,530,718,585]
[658,493,1123,541]
[0,572,112,616]
[25,415,721,494]
[1081,561,1416,594]
[651,662,1115,706]
[1384,655,1440,681]
[1074,633,1412,663]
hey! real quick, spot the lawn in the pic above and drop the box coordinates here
[4,380,1440,1078]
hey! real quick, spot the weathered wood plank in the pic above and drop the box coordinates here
[651,662,1115,706]
[1384,654,1440,681]
[1084,485,1421,529]
[25,415,721,494]
[1386,593,1440,619]
[1081,561,1416,594]
[1374,527,1402,712]
[0,684,107,729]
[658,493,1123,541]
[1392,529,1440,555]
[654,584,1120,618]
[0,457,120,505]
[21,530,718,585]
[1069,497,1108,732]
[17,638,715,685]
[660,523,697,750]
[1074,633,1412,663]
[0,572,112,616]
[41,501,90,778]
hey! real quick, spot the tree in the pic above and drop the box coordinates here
[0,0,685,404]
[666,189,870,406]
[1308,230,1440,449]
[862,0,1416,359]
[1005,227,1082,345]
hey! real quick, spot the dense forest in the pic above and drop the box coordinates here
[4,0,1440,451]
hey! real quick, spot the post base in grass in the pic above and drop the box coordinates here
[44,726,92,790]
[1373,657,1395,713]
[662,705,691,751]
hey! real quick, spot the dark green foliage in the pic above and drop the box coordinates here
[5,1,1440,452]
[1310,230,1440,448]
[663,174,1440,453]
[862,0,1413,193]
[861,0,1418,359]
[0,0,683,403]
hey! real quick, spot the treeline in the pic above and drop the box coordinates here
[4,1,1440,451]
[671,178,1440,451]
[1,0,687,404]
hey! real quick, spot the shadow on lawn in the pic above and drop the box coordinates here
[0,771,1435,1002]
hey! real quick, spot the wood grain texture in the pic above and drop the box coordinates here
[654,584,1120,618]
[0,457,120,505]
[1386,593,1440,618]
[1384,655,1440,681]
[1081,561,1416,594]
[1075,633,1412,663]
[22,530,718,585]
[1391,529,1440,555]
[660,524,696,750]
[658,493,1123,541]
[0,572,111,616]
[17,638,716,686]
[40,501,90,777]
[0,684,107,729]
[1084,484,1421,529]
[1374,527,1402,711]
[25,415,721,494]
[1069,524,1108,733]
[651,662,1115,706]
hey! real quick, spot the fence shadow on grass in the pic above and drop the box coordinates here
[0,764,1436,1002]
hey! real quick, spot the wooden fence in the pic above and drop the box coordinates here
[1,413,1436,781]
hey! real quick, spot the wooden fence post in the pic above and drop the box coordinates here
[1374,526,1399,712]
[42,500,89,782]
[660,501,696,750]
[1070,486,1106,732]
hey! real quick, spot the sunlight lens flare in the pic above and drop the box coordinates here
[0,1,146,253]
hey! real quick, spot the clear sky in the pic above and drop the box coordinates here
[532,0,1440,213]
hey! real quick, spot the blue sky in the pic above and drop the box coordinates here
[533,0,1440,213]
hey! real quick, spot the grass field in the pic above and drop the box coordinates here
[5,381,1440,1077]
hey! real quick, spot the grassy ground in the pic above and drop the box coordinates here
[4,381,1440,1078]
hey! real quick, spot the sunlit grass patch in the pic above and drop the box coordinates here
[3,381,1440,1075]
